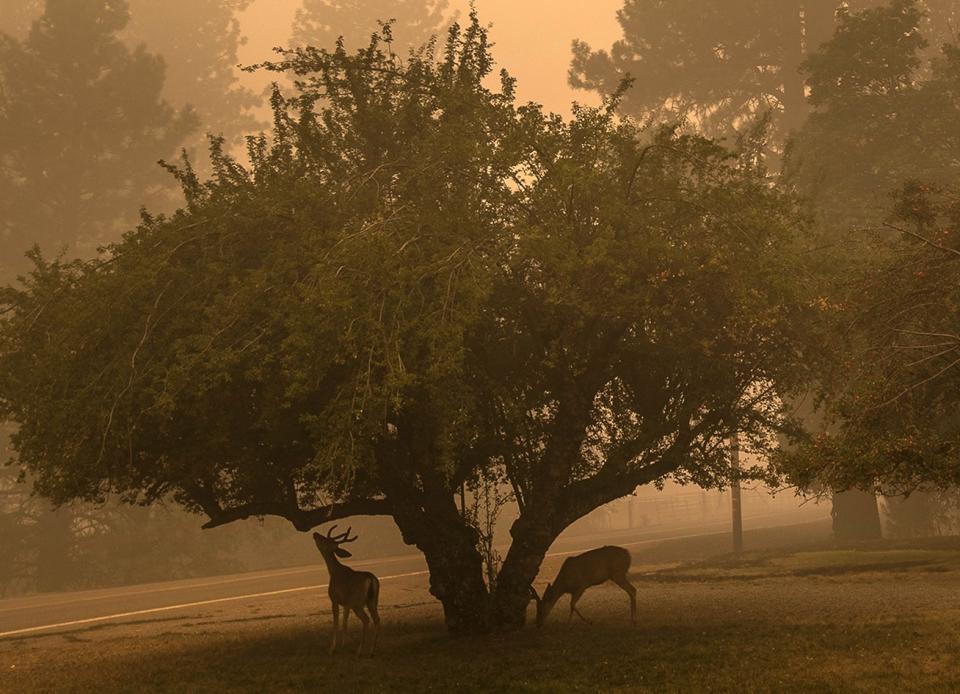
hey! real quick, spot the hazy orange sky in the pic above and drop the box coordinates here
[238,0,623,115]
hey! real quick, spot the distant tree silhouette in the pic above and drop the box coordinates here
[291,0,452,52]
[792,0,960,540]
[786,0,960,227]
[0,1,260,148]
[571,1,959,145]
[0,0,42,39]
[776,4,960,529]
[570,0,838,143]
[0,0,196,279]
[122,0,261,148]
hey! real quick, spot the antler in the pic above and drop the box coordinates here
[326,524,348,540]
[326,524,358,543]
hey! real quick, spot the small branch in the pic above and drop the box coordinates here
[872,356,960,410]
[96,280,171,467]
[881,222,960,259]
[903,346,959,368]
[894,328,960,342]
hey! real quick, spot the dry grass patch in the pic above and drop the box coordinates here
[5,544,960,693]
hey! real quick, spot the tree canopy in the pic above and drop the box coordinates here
[0,0,260,147]
[0,16,816,631]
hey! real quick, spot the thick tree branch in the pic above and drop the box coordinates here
[555,454,684,529]
[200,497,392,532]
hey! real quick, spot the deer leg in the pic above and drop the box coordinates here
[614,576,638,625]
[329,603,340,655]
[570,589,592,624]
[341,607,350,647]
[353,607,370,657]
[367,601,381,657]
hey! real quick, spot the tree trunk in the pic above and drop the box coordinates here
[804,1,839,56]
[780,3,809,136]
[418,523,491,634]
[780,2,839,137]
[491,514,557,629]
[376,424,493,634]
[388,490,491,634]
[832,489,882,542]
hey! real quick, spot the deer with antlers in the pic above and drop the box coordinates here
[313,525,381,656]
[529,545,637,627]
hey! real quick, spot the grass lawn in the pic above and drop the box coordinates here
[5,540,960,692]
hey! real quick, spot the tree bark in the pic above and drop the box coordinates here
[386,483,492,634]
[417,521,490,634]
[780,2,839,136]
[491,513,558,629]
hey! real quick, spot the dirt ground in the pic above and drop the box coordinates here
[4,529,960,692]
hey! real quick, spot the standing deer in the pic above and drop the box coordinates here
[529,545,637,627]
[313,525,381,656]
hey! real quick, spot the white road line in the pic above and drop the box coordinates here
[0,567,324,614]
[0,570,428,640]
[1,516,830,641]
[0,553,421,614]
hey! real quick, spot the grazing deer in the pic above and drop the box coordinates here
[313,525,381,656]
[529,545,636,627]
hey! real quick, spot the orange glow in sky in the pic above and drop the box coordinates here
[239,0,622,116]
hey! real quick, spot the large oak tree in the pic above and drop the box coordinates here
[0,17,814,631]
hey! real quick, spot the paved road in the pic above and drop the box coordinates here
[0,511,828,639]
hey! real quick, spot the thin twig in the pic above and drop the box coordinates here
[881,222,960,259]
[872,356,960,410]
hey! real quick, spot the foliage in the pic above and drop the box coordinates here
[0,0,197,280]
[776,183,960,494]
[1,15,510,512]
[0,0,262,595]
[0,15,816,629]
[785,0,960,229]
[774,3,960,500]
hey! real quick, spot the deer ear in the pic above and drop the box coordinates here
[312,532,321,540]
[335,547,352,558]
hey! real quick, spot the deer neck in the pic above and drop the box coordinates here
[319,550,348,577]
